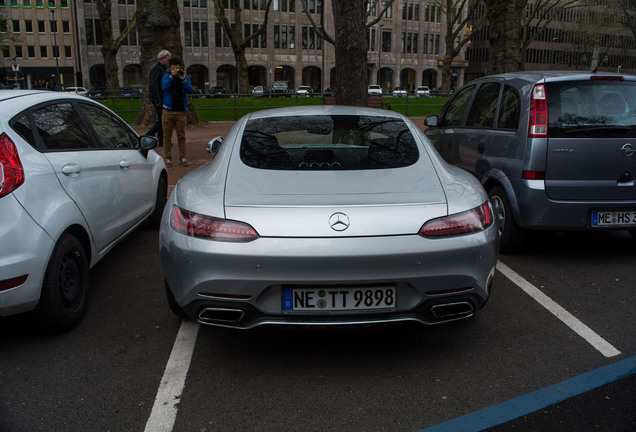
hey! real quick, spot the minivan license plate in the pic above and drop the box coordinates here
[591,210,636,227]
[282,287,396,313]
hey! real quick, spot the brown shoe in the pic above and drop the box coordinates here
[181,158,190,166]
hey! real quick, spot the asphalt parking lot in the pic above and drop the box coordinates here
[1,123,634,432]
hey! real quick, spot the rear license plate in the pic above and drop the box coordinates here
[282,287,396,313]
[591,210,636,227]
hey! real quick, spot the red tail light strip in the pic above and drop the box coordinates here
[419,202,493,237]
[170,206,259,242]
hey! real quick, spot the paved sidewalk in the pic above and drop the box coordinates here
[133,121,235,189]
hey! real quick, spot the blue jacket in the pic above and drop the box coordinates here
[162,74,194,111]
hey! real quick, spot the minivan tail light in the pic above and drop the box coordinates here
[419,202,493,237]
[522,170,546,180]
[170,206,259,242]
[0,133,25,199]
[528,84,548,138]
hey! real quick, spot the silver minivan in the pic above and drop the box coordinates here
[425,72,636,252]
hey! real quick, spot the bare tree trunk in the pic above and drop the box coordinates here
[332,0,368,106]
[135,0,198,126]
[486,0,526,74]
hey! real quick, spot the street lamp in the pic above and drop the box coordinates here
[50,8,61,91]
[378,25,383,88]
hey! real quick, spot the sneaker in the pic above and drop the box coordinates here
[165,158,172,167]
[181,158,190,166]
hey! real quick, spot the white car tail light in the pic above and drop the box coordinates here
[419,202,493,237]
[528,84,548,137]
[170,206,259,242]
[0,133,25,199]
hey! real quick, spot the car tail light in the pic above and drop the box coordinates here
[590,75,624,82]
[419,202,493,237]
[0,133,25,199]
[522,170,546,180]
[170,206,259,242]
[528,84,548,138]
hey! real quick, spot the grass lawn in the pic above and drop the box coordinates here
[98,95,447,124]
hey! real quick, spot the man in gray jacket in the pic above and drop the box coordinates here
[145,50,171,145]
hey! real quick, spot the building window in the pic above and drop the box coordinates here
[62,20,69,33]
[12,20,19,32]
[201,22,208,46]
[381,30,391,52]
[185,22,192,46]
[85,18,94,44]
[40,46,47,57]
[289,25,295,49]
[50,20,57,33]
[274,24,279,48]
[38,20,45,32]
[64,45,71,57]
[25,20,33,33]
[28,45,35,58]
[15,45,22,57]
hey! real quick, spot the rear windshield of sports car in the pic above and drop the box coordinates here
[240,115,419,170]
[547,79,636,138]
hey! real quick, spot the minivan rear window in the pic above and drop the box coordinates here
[240,115,419,170]
[546,80,636,138]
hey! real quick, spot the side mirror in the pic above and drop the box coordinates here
[139,135,158,158]
[206,136,223,155]
[424,116,438,128]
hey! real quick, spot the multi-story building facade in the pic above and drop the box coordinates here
[3,1,633,94]
[465,0,636,80]
[0,0,78,89]
[2,0,462,93]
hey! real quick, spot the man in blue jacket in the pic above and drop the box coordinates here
[162,57,194,166]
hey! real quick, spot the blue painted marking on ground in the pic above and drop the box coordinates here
[417,355,636,432]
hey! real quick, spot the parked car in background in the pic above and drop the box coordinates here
[425,71,636,252]
[0,90,167,332]
[159,106,498,329]
[87,87,108,99]
[368,85,382,96]
[252,85,274,97]
[296,86,313,97]
[273,81,292,97]
[63,87,88,96]
[323,87,336,97]
[392,87,408,97]
[120,86,142,98]
[415,86,431,97]
[207,86,230,98]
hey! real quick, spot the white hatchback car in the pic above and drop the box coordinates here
[415,86,431,97]
[0,90,167,331]
[367,85,382,96]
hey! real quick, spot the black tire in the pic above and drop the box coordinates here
[165,279,188,319]
[147,176,167,230]
[489,186,526,253]
[32,234,89,332]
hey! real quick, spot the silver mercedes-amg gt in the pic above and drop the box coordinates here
[159,106,498,329]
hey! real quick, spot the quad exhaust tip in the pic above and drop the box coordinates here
[431,302,474,320]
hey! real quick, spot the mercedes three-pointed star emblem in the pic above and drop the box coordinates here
[329,212,350,231]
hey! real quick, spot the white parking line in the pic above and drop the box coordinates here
[144,320,200,432]
[497,261,621,358]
